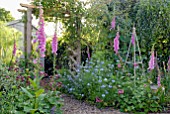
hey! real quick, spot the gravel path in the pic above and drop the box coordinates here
[61,94,126,114]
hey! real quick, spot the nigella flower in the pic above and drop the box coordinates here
[157,75,161,87]
[102,94,105,97]
[113,32,120,54]
[148,51,155,71]
[110,17,116,30]
[52,32,58,54]
[12,40,17,56]
[37,7,46,57]
[131,28,135,45]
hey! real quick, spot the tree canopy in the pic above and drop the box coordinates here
[0,8,14,22]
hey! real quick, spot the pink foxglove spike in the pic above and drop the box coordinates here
[37,7,46,57]
[12,40,17,56]
[168,57,170,71]
[111,17,116,30]
[113,32,120,54]
[131,27,135,45]
[87,46,90,60]
[157,75,161,87]
[52,32,58,54]
[148,51,155,70]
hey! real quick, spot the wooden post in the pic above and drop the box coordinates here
[20,3,36,59]
[26,8,32,58]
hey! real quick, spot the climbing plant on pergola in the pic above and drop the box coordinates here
[32,0,86,71]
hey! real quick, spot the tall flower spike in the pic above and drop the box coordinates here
[37,7,46,57]
[148,51,155,70]
[157,75,161,87]
[12,40,16,56]
[52,32,58,54]
[113,32,120,54]
[131,27,135,45]
[110,17,116,30]
[87,46,90,60]
[168,57,170,71]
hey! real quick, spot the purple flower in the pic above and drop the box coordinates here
[12,40,17,56]
[110,17,116,30]
[113,32,120,54]
[148,51,155,71]
[52,32,58,54]
[37,8,46,57]
[157,75,161,87]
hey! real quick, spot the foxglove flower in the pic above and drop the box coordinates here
[37,7,46,57]
[113,32,120,54]
[87,47,90,60]
[131,30,135,45]
[168,57,170,71]
[157,75,161,87]
[12,40,17,56]
[148,51,155,70]
[110,17,116,30]
[52,32,58,54]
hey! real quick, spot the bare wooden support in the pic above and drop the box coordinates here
[26,8,33,58]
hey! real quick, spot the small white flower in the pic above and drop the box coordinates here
[104,78,107,81]
[81,94,84,97]
[162,86,165,91]
[87,83,90,86]
[102,94,105,97]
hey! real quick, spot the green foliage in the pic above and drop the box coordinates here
[136,0,170,63]
[15,78,63,114]
[0,62,22,113]
[0,8,14,22]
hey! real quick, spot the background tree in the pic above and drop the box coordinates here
[135,0,170,64]
[0,21,21,64]
[0,8,14,22]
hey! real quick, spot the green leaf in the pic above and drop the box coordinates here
[29,78,38,89]
[24,106,33,112]
[21,87,33,98]
[35,89,44,98]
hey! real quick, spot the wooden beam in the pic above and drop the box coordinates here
[18,9,27,12]
[20,3,37,8]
